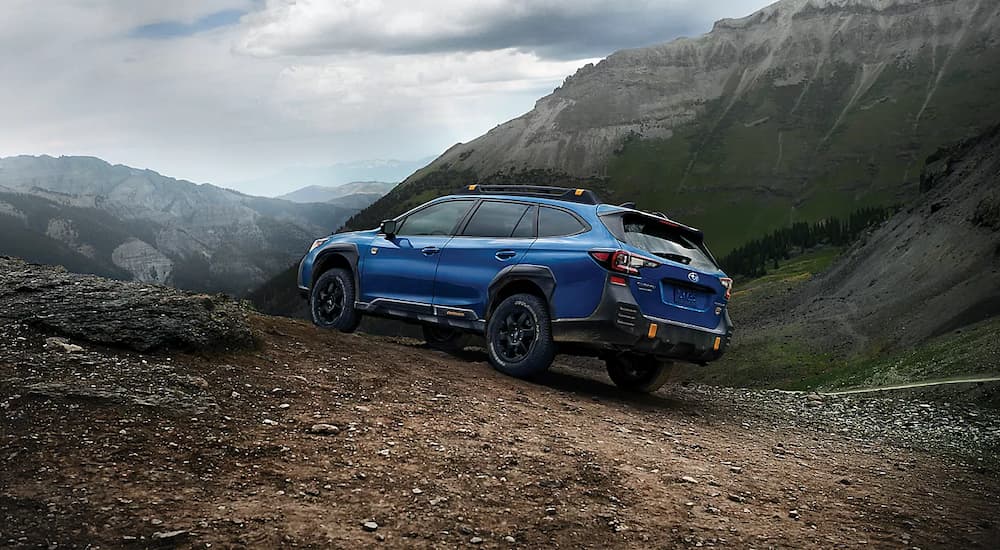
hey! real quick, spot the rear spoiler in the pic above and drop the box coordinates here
[598,207,705,243]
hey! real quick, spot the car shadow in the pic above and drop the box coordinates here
[416,342,693,412]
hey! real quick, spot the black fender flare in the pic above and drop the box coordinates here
[312,243,361,294]
[486,264,556,319]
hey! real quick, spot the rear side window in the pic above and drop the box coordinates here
[397,200,474,236]
[618,214,716,270]
[538,207,586,237]
[462,201,531,237]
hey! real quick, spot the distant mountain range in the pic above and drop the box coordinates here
[346,0,1000,254]
[277,181,397,204]
[0,155,385,295]
[232,158,433,197]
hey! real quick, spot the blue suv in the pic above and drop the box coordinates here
[298,185,733,392]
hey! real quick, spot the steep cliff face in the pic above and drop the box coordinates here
[0,156,362,295]
[349,0,1000,252]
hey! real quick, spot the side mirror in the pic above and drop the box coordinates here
[380,219,398,237]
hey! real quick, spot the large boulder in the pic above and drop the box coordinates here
[0,257,255,352]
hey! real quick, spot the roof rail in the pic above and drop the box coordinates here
[459,184,601,205]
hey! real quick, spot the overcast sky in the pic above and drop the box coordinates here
[0,0,771,193]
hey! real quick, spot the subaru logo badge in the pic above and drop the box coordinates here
[687,272,699,283]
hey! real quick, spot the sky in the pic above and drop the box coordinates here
[0,0,772,194]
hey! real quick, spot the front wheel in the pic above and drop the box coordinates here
[486,293,556,379]
[605,354,673,393]
[310,268,361,332]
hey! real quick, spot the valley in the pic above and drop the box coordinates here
[0,156,392,296]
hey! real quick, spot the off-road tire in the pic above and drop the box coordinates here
[606,354,674,393]
[310,268,361,333]
[422,325,467,352]
[486,293,556,378]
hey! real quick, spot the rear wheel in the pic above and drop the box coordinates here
[605,354,673,393]
[310,268,361,332]
[486,293,556,378]
[422,325,466,351]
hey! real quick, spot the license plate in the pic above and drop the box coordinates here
[674,288,700,306]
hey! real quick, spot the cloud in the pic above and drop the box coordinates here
[0,0,773,195]
[238,0,771,59]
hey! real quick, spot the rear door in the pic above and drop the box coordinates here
[432,200,536,318]
[614,214,727,329]
[360,199,474,306]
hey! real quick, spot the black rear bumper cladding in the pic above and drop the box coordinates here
[551,281,733,364]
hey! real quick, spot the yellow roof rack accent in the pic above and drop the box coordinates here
[468,184,478,190]
[574,189,584,196]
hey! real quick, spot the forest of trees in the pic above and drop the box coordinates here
[719,206,896,278]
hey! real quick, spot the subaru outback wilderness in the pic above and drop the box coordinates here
[298,185,733,393]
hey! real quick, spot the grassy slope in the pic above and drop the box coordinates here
[673,249,1000,391]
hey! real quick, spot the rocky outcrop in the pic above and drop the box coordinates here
[0,256,255,352]
[111,238,174,284]
[0,199,26,222]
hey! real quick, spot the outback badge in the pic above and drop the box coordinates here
[687,272,699,283]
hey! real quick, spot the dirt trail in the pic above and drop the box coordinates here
[824,376,1000,395]
[2,315,999,549]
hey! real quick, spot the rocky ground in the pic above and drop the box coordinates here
[2,259,999,549]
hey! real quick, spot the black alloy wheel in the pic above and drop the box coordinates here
[310,268,361,332]
[486,293,556,378]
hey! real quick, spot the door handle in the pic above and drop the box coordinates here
[421,246,441,256]
[495,250,517,261]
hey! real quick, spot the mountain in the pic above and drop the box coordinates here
[232,158,433,197]
[345,0,1000,253]
[277,181,397,204]
[0,155,363,295]
[679,123,1000,389]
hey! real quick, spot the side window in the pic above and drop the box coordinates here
[462,201,531,237]
[511,206,537,238]
[396,200,474,236]
[538,206,586,237]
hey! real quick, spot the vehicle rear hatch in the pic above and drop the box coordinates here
[600,210,727,330]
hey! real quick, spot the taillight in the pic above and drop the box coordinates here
[720,277,733,300]
[589,249,660,276]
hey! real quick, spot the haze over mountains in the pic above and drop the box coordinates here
[0,155,389,295]
[277,181,397,206]
[233,158,432,198]
[348,0,1000,253]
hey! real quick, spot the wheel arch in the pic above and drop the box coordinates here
[311,243,361,292]
[486,265,556,320]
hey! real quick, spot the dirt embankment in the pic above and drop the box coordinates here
[1,262,999,549]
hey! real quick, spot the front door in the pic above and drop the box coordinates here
[359,199,475,307]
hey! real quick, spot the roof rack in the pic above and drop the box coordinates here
[460,184,602,205]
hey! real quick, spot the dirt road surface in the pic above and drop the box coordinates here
[3,315,999,549]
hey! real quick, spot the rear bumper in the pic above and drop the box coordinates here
[551,282,733,364]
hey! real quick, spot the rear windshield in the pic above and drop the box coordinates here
[612,214,718,271]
